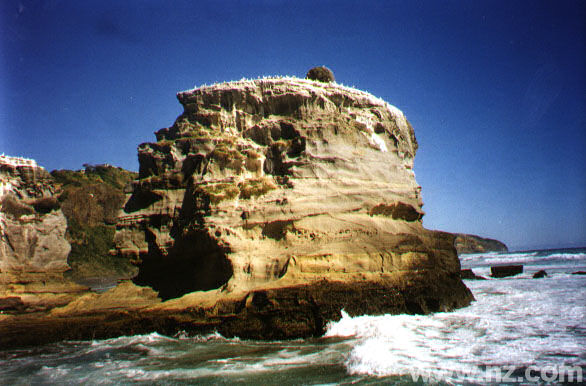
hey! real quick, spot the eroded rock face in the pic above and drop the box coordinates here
[0,157,83,316]
[0,211,70,274]
[114,77,470,313]
[0,156,71,279]
[0,79,475,349]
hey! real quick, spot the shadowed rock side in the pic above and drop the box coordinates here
[454,233,508,254]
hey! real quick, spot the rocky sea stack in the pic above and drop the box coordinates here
[113,77,473,334]
[0,77,474,348]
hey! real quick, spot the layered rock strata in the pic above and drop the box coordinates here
[0,156,86,314]
[0,78,474,348]
[0,156,70,277]
[113,77,473,318]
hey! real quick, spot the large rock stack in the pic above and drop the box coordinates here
[111,77,473,338]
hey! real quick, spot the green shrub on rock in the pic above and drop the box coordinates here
[305,66,335,83]
[51,165,138,280]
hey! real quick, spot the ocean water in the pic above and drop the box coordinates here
[1,248,585,385]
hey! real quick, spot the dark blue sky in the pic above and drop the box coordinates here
[1,0,585,250]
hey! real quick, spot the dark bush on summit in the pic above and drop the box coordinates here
[305,66,335,83]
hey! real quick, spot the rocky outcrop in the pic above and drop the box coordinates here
[112,78,472,323]
[0,156,71,278]
[0,155,56,199]
[0,210,70,274]
[0,156,87,314]
[454,233,508,254]
[461,269,486,280]
[490,265,523,278]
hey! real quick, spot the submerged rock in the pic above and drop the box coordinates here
[532,270,547,278]
[490,265,523,278]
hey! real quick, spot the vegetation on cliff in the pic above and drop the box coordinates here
[453,233,508,254]
[51,165,138,280]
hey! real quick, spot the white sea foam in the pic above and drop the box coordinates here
[90,332,175,348]
[325,272,586,380]
[460,250,586,267]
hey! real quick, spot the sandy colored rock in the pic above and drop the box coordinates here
[114,77,437,298]
[112,77,473,325]
[50,280,160,316]
[1,156,71,278]
[0,211,70,274]
[0,156,81,314]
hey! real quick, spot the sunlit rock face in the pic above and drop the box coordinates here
[0,157,80,317]
[114,77,472,322]
[0,156,71,279]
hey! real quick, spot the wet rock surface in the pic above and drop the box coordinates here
[490,265,523,278]
[461,269,487,280]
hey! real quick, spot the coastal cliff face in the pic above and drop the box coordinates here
[0,156,87,315]
[454,233,508,254]
[113,78,472,316]
[0,156,70,278]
